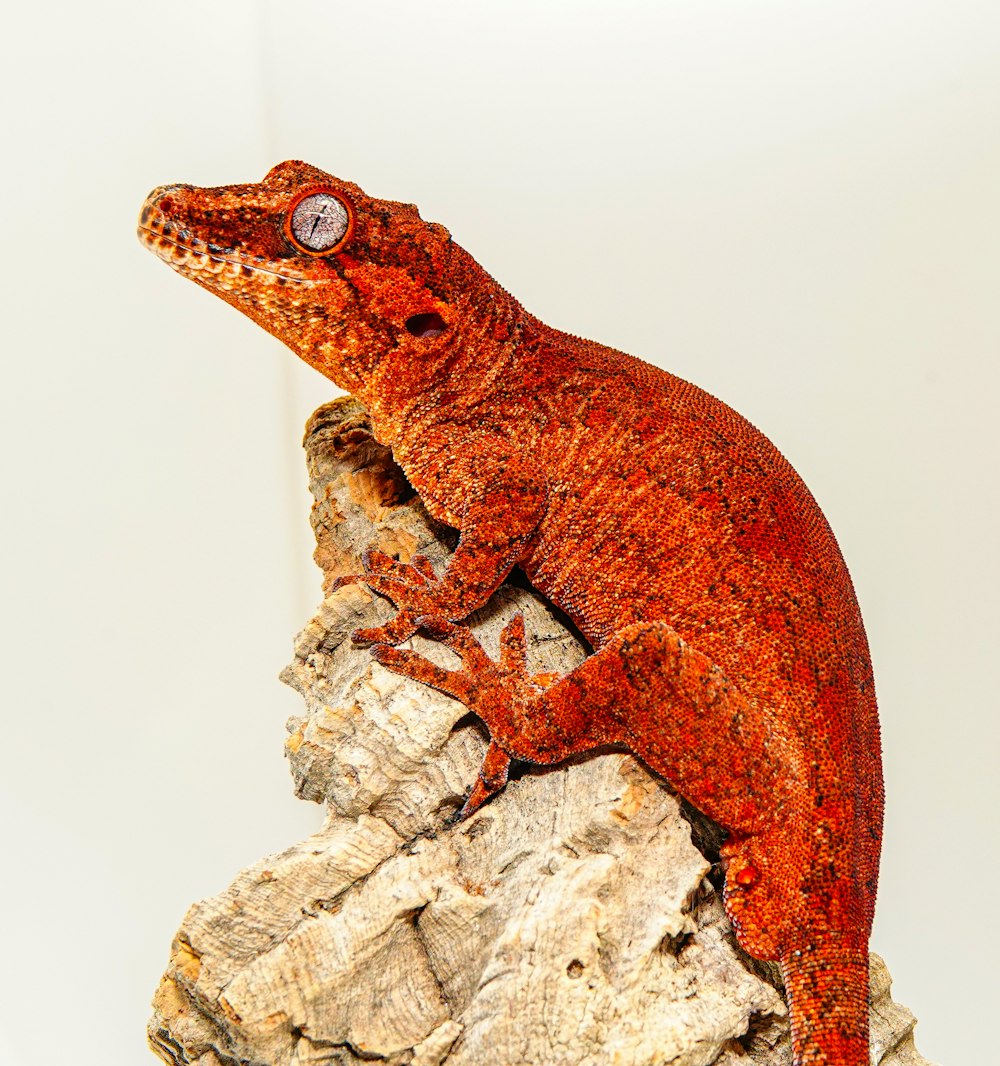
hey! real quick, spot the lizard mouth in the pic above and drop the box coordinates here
[137,210,316,289]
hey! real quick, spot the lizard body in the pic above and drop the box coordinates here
[139,161,883,1066]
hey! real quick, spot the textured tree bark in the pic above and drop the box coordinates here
[148,398,933,1066]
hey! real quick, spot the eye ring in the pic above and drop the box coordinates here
[284,187,353,255]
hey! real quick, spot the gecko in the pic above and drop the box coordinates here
[138,160,884,1066]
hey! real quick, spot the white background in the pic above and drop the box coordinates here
[2,2,997,1064]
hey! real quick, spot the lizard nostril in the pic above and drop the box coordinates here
[405,312,447,338]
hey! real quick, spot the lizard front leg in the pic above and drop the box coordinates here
[374,614,793,839]
[349,443,547,645]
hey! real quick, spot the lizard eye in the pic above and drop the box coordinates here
[286,189,352,255]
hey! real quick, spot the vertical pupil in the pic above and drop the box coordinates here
[292,193,348,251]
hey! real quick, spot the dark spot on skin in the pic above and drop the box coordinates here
[405,312,447,338]
[566,959,584,978]
[241,265,253,277]
[140,206,150,224]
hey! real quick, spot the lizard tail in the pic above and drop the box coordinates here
[779,938,870,1066]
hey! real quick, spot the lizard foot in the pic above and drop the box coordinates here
[341,549,442,645]
[372,613,548,813]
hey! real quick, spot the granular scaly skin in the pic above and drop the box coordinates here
[138,161,884,1066]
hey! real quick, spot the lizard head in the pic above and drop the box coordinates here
[138,160,509,402]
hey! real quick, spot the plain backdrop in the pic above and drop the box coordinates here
[2,2,997,1064]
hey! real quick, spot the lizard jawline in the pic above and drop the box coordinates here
[137,224,315,288]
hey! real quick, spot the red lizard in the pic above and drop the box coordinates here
[138,160,884,1066]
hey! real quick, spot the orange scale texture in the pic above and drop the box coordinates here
[139,160,884,1066]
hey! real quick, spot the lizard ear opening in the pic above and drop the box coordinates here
[405,312,447,338]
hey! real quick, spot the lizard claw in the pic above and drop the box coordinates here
[371,613,553,819]
[412,613,456,639]
[454,741,513,820]
[359,547,396,576]
[413,614,506,675]
[360,549,437,584]
[353,610,421,646]
[348,552,445,645]
[330,572,365,591]
[370,641,475,703]
[334,548,407,595]
[409,553,438,582]
[499,613,528,672]
[384,610,542,727]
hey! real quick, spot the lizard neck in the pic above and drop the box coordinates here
[779,938,870,1066]
[364,264,533,451]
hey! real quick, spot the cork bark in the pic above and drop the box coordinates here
[148,398,932,1066]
